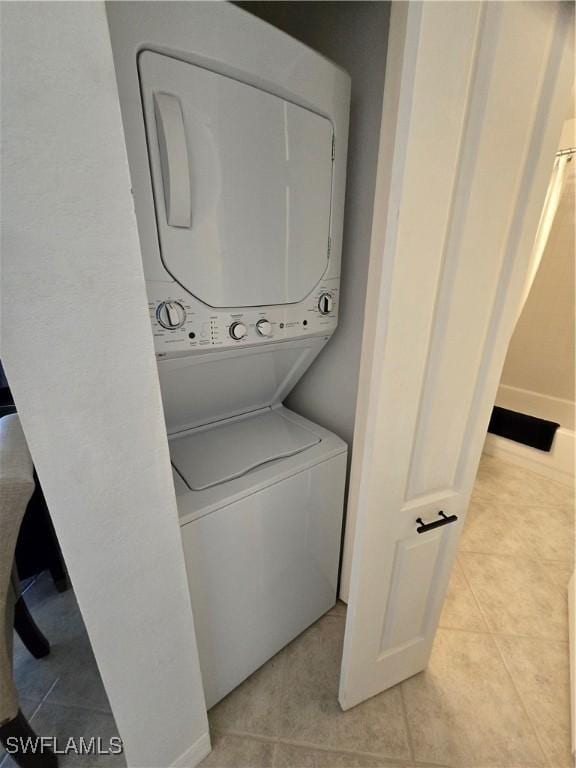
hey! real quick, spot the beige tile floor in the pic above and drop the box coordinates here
[2,455,573,768]
[203,456,574,768]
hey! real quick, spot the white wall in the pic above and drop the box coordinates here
[560,116,575,148]
[239,2,390,448]
[1,4,209,766]
[499,135,575,427]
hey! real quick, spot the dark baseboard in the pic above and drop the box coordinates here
[488,406,560,452]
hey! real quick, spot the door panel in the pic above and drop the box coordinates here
[379,531,443,653]
[138,51,334,308]
[340,0,573,709]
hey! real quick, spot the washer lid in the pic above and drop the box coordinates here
[170,409,320,491]
[139,51,334,308]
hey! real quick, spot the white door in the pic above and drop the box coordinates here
[339,0,573,709]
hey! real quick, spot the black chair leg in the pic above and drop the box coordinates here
[47,559,69,594]
[0,710,58,768]
[13,597,49,659]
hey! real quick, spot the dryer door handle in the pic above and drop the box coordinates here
[153,92,191,228]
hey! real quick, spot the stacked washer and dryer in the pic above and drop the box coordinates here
[108,2,350,708]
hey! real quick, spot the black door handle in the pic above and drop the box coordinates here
[416,510,458,534]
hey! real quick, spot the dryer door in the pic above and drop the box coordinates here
[139,51,334,308]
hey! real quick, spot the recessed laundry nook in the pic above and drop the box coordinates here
[1,2,573,768]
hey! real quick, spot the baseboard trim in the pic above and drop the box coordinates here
[171,731,211,768]
[483,427,574,486]
[496,383,575,431]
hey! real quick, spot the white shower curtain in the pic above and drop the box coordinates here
[517,153,571,317]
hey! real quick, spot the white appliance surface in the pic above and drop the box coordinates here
[171,408,321,490]
[107,1,350,713]
[157,336,327,433]
[139,50,334,309]
[107,1,350,359]
[176,408,347,708]
[172,406,347,523]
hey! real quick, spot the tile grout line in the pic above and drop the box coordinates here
[471,488,574,504]
[539,558,574,601]
[269,628,290,757]
[473,455,575,491]
[213,727,422,766]
[469,498,573,510]
[398,679,416,764]
[20,574,39,598]
[273,733,426,767]
[30,676,60,720]
[453,554,490,634]
[457,558,552,768]
[489,635,554,768]
[34,698,114,717]
[458,550,571,636]
[210,728,274,745]
[436,623,569,644]
[458,548,573,567]
[270,740,279,768]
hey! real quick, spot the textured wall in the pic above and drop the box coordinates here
[1,3,209,765]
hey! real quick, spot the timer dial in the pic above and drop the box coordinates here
[318,293,334,315]
[256,319,272,337]
[229,322,247,340]
[156,301,186,329]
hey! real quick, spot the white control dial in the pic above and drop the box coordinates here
[229,322,247,340]
[256,319,272,337]
[318,293,334,315]
[156,301,186,329]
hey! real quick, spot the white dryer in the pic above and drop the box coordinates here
[107,2,350,707]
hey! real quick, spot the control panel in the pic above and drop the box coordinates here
[148,278,340,357]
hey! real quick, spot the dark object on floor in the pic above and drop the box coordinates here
[0,414,58,768]
[1,376,69,593]
[488,406,560,452]
[14,596,50,659]
[16,475,70,593]
[0,710,58,768]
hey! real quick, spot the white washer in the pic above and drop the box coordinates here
[173,406,346,707]
[107,2,350,707]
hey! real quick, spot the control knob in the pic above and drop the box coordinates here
[156,301,186,329]
[318,293,334,315]
[229,322,247,340]
[256,319,272,337]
